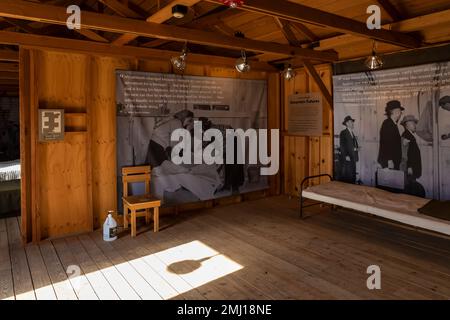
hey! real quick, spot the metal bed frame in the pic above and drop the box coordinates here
[299,174,334,219]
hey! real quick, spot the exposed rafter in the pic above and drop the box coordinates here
[290,22,320,43]
[98,0,144,19]
[0,30,277,71]
[377,0,403,21]
[141,7,240,48]
[112,0,203,46]
[318,8,450,51]
[0,0,338,61]
[206,0,421,48]
[274,16,332,106]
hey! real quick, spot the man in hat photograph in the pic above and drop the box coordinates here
[378,100,405,170]
[339,115,359,183]
[400,115,426,197]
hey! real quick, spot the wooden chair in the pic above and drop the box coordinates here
[122,166,161,237]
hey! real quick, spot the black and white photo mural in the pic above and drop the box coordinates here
[333,62,450,200]
[116,71,269,206]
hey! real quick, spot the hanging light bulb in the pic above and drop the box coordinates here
[283,65,296,80]
[365,41,383,70]
[235,50,250,73]
[219,0,244,8]
[171,43,188,72]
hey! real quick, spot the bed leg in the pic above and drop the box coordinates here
[300,197,304,219]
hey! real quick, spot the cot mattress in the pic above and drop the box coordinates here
[302,181,450,236]
[0,160,21,182]
[0,180,21,215]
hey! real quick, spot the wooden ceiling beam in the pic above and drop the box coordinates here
[274,17,302,47]
[206,0,421,48]
[274,16,332,106]
[0,30,277,71]
[98,0,144,19]
[141,7,240,48]
[290,22,320,43]
[112,0,202,46]
[377,0,403,21]
[2,17,38,34]
[319,8,450,50]
[76,28,109,43]
[0,0,338,61]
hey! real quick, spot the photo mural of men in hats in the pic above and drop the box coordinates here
[339,115,359,183]
[378,100,405,170]
[400,115,426,197]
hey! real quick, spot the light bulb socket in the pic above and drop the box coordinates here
[172,4,188,18]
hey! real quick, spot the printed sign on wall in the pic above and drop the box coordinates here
[288,93,323,136]
[38,109,64,142]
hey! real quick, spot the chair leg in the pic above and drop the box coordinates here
[153,207,159,233]
[131,209,137,237]
[123,204,128,229]
[145,208,150,225]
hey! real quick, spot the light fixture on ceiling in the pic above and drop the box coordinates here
[235,50,250,73]
[219,0,244,8]
[171,43,188,72]
[172,4,188,19]
[283,65,296,80]
[365,41,383,70]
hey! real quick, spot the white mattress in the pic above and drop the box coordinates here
[302,181,450,236]
[0,160,21,182]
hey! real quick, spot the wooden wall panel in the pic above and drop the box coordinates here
[20,46,280,241]
[38,133,91,238]
[34,50,92,239]
[90,56,134,228]
[282,64,333,197]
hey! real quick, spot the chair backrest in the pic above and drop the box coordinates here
[122,165,151,197]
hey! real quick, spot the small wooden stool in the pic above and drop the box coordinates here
[122,166,161,237]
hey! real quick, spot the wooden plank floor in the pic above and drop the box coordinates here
[1,196,450,300]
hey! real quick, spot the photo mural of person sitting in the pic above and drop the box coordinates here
[116,71,269,207]
[146,110,194,168]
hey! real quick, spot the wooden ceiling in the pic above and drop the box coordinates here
[0,0,449,94]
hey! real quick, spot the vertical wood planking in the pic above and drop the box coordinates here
[267,72,281,195]
[85,56,94,232]
[19,48,31,243]
[283,64,333,195]
[29,50,40,243]
[20,47,280,241]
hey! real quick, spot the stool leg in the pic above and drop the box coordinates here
[123,204,128,229]
[145,208,150,225]
[131,209,137,237]
[153,207,159,233]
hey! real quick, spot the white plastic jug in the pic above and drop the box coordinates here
[103,212,118,242]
